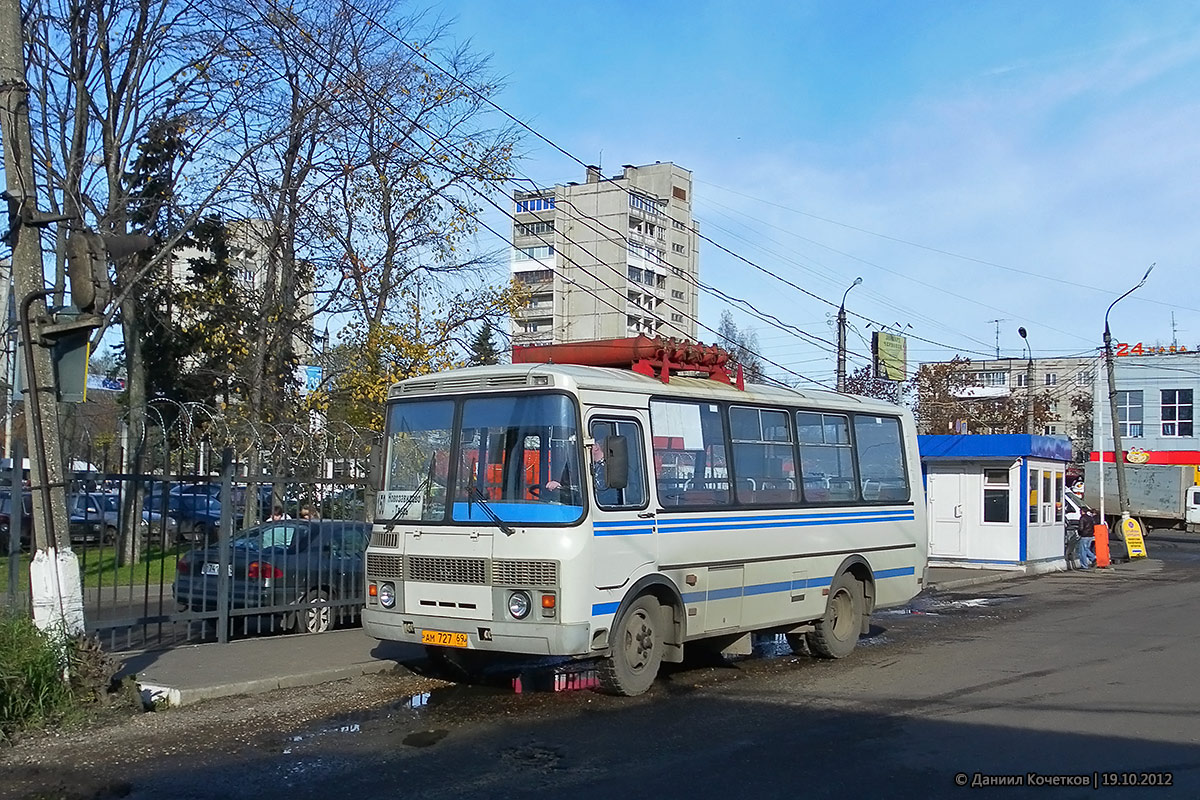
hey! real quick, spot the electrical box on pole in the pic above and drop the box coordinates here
[45,306,94,403]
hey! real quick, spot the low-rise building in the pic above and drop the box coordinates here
[1091,348,1200,467]
[918,354,1098,464]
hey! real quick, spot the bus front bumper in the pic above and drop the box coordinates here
[362,608,591,657]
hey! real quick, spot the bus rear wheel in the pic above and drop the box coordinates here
[805,573,863,659]
[598,595,664,696]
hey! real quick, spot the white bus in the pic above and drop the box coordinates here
[363,354,927,695]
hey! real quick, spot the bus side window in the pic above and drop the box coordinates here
[589,419,647,510]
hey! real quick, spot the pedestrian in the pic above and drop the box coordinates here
[270,505,287,521]
[300,505,319,521]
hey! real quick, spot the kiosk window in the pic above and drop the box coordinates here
[983,468,1009,523]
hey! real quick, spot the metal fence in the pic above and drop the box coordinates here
[2,402,381,652]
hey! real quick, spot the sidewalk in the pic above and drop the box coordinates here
[121,559,1159,707]
[123,630,426,707]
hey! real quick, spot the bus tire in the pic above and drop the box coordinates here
[598,594,664,696]
[806,573,863,659]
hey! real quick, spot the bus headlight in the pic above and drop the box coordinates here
[379,582,396,609]
[508,590,531,620]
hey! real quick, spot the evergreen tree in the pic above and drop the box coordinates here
[468,322,502,366]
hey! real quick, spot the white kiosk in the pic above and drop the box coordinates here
[919,434,1072,573]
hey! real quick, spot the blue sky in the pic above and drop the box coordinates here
[433,0,1200,387]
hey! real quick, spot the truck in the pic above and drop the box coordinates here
[1082,461,1200,531]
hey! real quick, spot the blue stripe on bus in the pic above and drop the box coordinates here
[657,510,916,527]
[593,523,655,537]
[744,580,792,597]
[659,515,915,535]
[593,566,916,616]
[657,511,914,530]
[591,509,915,537]
[874,566,916,579]
[656,509,914,527]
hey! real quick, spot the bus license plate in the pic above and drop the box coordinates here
[421,629,469,648]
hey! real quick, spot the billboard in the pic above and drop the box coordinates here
[295,364,323,395]
[872,331,907,381]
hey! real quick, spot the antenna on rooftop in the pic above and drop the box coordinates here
[987,319,1009,359]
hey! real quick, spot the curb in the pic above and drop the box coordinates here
[928,558,1164,593]
[927,573,1029,592]
[137,660,404,707]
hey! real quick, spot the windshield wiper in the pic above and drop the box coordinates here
[466,463,514,536]
[385,453,440,531]
[469,487,515,536]
[385,476,429,531]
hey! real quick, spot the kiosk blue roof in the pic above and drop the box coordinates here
[917,434,1072,462]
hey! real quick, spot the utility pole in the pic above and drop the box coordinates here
[1104,264,1154,529]
[1019,327,1034,434]
[837,276,862,393]
[1,0,78,632]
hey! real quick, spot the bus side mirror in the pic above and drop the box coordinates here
[603,436,629,490]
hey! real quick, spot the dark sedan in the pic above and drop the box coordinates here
[0,490,32,552]
[173,519,369,634]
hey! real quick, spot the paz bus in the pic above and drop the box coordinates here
[362,337,928,696]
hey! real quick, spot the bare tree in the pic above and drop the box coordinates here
[717,310,766,383]
[206,0,525,429]
[844,365,904,404]
[911,357,1053,435]
[24,0,268,563]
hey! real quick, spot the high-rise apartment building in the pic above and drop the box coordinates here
[510,162,699,345]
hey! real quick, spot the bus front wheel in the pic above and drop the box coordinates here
[598,595,664,696]
[805,573,863,659]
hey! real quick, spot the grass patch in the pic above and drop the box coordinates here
[0,613,80,740]
[0,545,186,593]
[0,554,32,596]
[0,613,138,742]
[74,544,186,589]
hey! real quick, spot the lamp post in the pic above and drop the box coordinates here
[837,276,862,393]
[1104,264,1154,530]
[1018,327,1034,434]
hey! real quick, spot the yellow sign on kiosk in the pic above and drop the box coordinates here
[1121,517,1148,559]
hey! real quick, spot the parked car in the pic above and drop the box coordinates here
[67,491,178,546]
[159,491,243,544]
[68,492,120,544]
[0,490,33,552]
[320,486,367,520]
[129,491,182,543]
[173,519,370,634]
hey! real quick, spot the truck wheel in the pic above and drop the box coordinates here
[806,573,863,659]
[598,594,664,696]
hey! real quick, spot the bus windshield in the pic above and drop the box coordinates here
[382,393,584,525]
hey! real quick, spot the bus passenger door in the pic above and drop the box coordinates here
[588,415,656,590]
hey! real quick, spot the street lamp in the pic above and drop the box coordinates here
[1103,263,1154,531]
[837,277,862,393]
[1018,327,1034,435]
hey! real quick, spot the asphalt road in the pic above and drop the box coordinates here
[5,538,1199,800]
